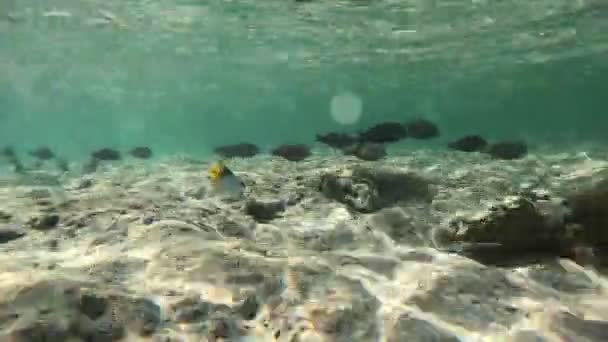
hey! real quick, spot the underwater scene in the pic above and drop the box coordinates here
[1,0,608,340]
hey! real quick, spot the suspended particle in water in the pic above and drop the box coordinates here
[329,92,362,125]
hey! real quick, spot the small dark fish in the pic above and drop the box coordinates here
[343,142,386,161]
[129,146,153,159]
[29,146,55,160]
[1,146,25,174]
[485,141,528,160]
[359,122,407,143]
[448,135,488,152]
[271,144,311,162]
[91,148,122,161]
[404,119,439,139]
[1,146,16,158]
[214,143,260,158]
[315,132,358,150]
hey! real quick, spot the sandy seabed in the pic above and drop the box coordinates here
[1,146,608,342]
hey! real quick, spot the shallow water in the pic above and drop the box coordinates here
[1,1,608,341]
[1,0,608,155]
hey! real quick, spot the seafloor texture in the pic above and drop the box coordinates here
[2,148,608,341]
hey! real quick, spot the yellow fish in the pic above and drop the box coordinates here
[208,160,245,198]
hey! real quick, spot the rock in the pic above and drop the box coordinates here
[217,218,254,238]
[28,213,60,230]
[440,193,573,264]
[77,177,94,189]
[319,166,433,213]
[0,225,25,244]
[7,318,71,342]
[28,188,52,200]
[208,314,239,340]
[185,186,206,199]
[387,313,460,342]
[0,280,82,340]
[294,273,381,341]
[237,293,260,320]
[566,178,608,247]
[368,207,425,244]
[503,329,550,342]
[549,311,608,342]
[128,298,162,336]
[86,316,126,341]
[82,158,99,174]
[0,210,12,222]
[170,297,212,323]
[80,293,108,320]
[244,199,286,222]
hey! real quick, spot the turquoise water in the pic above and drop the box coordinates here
[1,0,607,160]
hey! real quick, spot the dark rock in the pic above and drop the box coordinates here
[28,188,52,200]
[142,214,156,225]
[485,140,528,160]
[77,177,94,189]
[8,319,71,342]
[359,122,407,143]
[447,135,488,152]
[566,178,608,247]
[91,148,122,161]
[440,193,573,265]
[387,313,460,342]
[28,213,60,230]
[3,147,26,174]
[28,146,55,160]
[80,293,108,320]
[214,142,260,158]
[217,218,254,238]
[342,142,386,161]
[1,280,82,340]
[0,210,12,222]
[128,298,162,336]
[171,297,211,323]
[403,119,440,139]
[271,144,311,162]
[87,317,126,341]
[244,199,286,222]
[208,315,238,339]
[316,132,359,150]
[508,329,550,342]
[549,311,608,342]
[237,293,260,320]
[0,225,25,244]
[129,146,153,159]
[319,166,433,213]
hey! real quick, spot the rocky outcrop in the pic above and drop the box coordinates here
[435,182,608,268]
[319,166,434,213]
